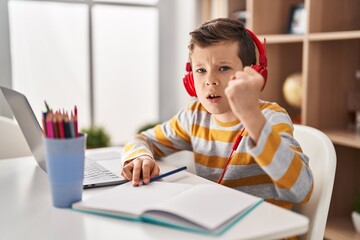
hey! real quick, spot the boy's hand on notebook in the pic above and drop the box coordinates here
[121,156,160,187]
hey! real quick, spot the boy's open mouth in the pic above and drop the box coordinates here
[206,94,220,99]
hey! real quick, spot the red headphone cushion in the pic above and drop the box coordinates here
[252,64,268,91]
[183,71,197,97]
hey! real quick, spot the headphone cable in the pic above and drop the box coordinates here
[217,128,245,184]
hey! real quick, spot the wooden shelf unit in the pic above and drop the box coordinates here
[325,129,360,149]
[205,0,360,239]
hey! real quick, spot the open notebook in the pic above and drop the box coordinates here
[72,181,263,235]
[0,86,127,188]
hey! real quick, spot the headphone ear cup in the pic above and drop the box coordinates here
[252,64,268,91]
[183,71,197,97]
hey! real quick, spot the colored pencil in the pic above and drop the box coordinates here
[46,112,54,138]
[69,112,75,138]
[74,105,79,137]
[42,103,80,139]
[57,113,65,139]
[44,101,51,112]
[42,112,47,136]
[53,113,59,138]
[149,166,187,183]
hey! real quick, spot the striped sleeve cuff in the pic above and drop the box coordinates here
[246,120,272,157]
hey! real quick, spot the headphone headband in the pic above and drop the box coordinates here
[245,28,267,68]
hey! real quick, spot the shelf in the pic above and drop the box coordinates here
[257,34,304,44]
[324,129,360,149]
[309,30,360,42]
[325,217,360,240]
[207,0,360,238]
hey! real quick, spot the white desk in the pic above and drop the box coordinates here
[0,149,308,240]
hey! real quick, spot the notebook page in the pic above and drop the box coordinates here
[146,184,262,230]
[73,181,191,217]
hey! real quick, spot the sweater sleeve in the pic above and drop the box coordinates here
[122,105,193,165]
[246,110,313,205]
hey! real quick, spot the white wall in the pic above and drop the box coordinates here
[8,0,91,131]
[158,0,199,121]
[92,5,159,145]
[158,0,200,173]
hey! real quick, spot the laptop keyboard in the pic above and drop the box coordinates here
[84,158,121,183]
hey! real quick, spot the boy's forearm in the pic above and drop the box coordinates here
[247,121,314,204]
[239,109,266,143]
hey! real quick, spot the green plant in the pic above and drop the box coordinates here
[136,122,160,134]
[355,193,360,213]
[81,126,110,149]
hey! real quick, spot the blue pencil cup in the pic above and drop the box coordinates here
[44,134,85,208]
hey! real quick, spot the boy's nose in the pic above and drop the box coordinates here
[205,77,219,86]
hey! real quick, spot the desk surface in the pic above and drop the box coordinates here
[0,148,308,240]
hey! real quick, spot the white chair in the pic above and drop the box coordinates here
[293,124,337,240]
[0,116,31,159]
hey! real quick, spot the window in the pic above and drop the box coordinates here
[92,5,158,145]
[8,0,159,145]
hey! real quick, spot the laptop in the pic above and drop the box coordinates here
[0,86,128,188]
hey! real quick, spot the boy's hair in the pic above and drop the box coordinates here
[188,18,256,67]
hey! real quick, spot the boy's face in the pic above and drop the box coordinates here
[191,41,244,120]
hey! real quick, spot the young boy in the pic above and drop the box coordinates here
[121,18,313,209]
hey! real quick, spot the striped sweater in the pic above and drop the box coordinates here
[122,100,313,209]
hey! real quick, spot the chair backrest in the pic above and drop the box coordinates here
[0,116,31,159]
[293,124,337,240]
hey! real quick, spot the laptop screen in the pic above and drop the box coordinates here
[0,86,46,171]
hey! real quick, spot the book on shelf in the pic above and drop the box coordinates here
[72,181,263,235]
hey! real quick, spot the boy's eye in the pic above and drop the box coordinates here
[196,68,206,73]
[220,66,230,72]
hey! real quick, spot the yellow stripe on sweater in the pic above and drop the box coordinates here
[124,143,136,152]
[265,199,293,209]
[290,145,303,153]
[272,122,292,135]
[124,137,150,151]
[221,174,273,187]
[192,124,237,142]
[257,128,281,166]
[154,125,176,149]
[259,102,287,114]
[276,155,302,189]
[126,149,152,160]
[135,134,148,141]
[194,153,228,168]
[194,152,257,167]
[169,117,191,144]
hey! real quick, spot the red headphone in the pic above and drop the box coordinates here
[183,28,267,97]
